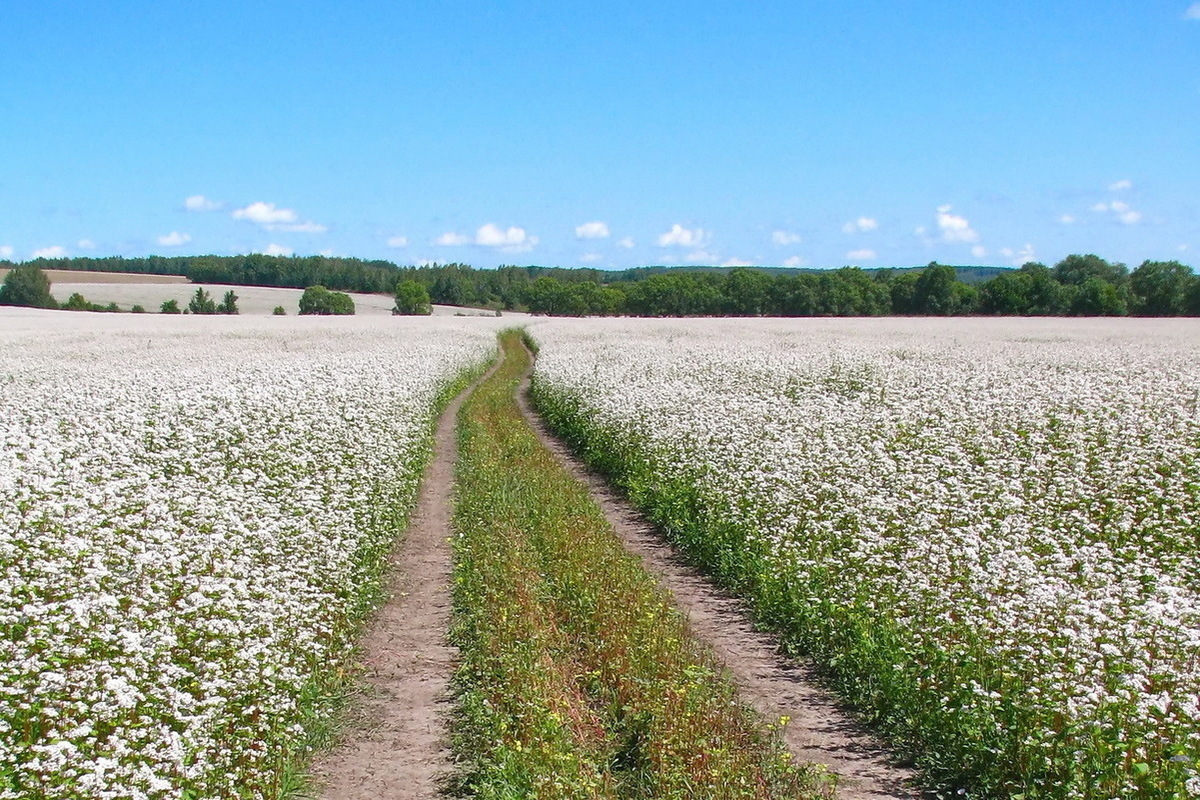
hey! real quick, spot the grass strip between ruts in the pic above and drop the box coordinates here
[448,330,829,799]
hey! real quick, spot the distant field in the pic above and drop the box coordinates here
[0,269,189,285]
[1,269,509,316]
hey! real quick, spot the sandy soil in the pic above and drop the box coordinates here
[0,269,190,285]
[307,354,500,800]
[516,346,919,800]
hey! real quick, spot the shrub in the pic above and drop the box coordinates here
[160,299,182,314]
[393,280,432,315]
[273,305,286,316]
[299,286,355,316]
[217,290,239,315]
[188,288,217,314]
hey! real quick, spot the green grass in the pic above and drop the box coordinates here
[449,331,827,799]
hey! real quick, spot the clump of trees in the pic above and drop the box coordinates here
[0,264,57,309]
[299,285,355,315]
[393,280,432,315]
[187,288,239,314]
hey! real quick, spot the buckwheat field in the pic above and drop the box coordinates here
[0,311,500,799]
[529,317,1200,798]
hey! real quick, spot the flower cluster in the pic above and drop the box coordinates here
[529,317,1200,798]
[0,314,500,799]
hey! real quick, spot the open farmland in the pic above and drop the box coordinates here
[0,310,503,798]
[528,317,1200,798]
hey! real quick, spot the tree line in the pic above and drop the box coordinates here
[4,253,1197,317]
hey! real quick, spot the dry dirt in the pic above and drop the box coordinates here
[307,354,500,800]
[0,268,190,285]
[515,346,919,800]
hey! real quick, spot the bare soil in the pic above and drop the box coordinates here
[307,357,499,800]
[0,268,190,284]
[515,349,919,800]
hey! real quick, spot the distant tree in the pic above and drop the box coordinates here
[1071,276,1127,316]
[0,264,57,309]
[724,268,773,315]
[188,287,217,314]
[299,285,355,315]
[64,292,92,311]
[1129,260,1193,316]
[160,299,181,314]
[103,302,120,312]
[273,305,287,315]
[216,289,239,314]
[393,280,432,315]
[911,263,963,315]
[130,304,146,313]
[1053,254,1128,287]
[888,272,920,314]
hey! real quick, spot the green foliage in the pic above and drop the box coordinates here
[298,285,355,315]
[216,289,239,315]
[160,299,181,314]
[392,280,432,315]
[130,304,145,313]
[63,292,92,311]
[188,287,217,314]
[1129,260,1194,316]
[273,305,287,316]
[1070,276,1127,316]
[452,333,826,799]
[0,265,57,309]
[1052,253,1128,287]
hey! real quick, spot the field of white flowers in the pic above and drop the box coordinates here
[0,310,501,799]
[529,317,1200,799]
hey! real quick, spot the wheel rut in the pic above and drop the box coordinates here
[515,343,919,800]
[308,355,500,800]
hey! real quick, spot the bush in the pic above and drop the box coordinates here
[298,285,355,315]
[188,288,217,314]
[217,290,239,315]
[64,292,92,311]
[0,265,57,309]
[131,305,146,313]
[393,280,432,315]
[273,305,286,316]
[160,299,182,314]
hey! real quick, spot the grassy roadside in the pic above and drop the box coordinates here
[449,330,828,799]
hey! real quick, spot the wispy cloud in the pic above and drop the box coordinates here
[436,232,469,246]
[841,217,878,234]
[575,221,610,239]
[783,255,807,268]
[580,252,603,263]
[233,202,327,233]
[685,250,717,263]
[971,245,988,259]
[723,258,754,267]
[32,245,67,259]
[658,224,709,248]
[1058,214,1076,225]
[1185,2,1200,19]
[1000,244,1036,266]
[617,237,635,249]
[935,205,980,243]
[1092,200,1142,225]
[157,231,191,247]
[0,246,13,259]
[846,248,877,262]
[77,239,96,250]
[386,235,409,248]
[1108,179,1133,191]
[184,194,222,212]
[260,243,293,256]
[772,230,802,245]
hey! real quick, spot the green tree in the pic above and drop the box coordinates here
[273,305,287,316]
[63,292,92,311]
[1071,276,1127,316]
[393,280,432,315]
[0,264,57,308]
[188,287,217,314]
[1129,260,1193,316]
[299,285,355,315]
[724,268,773,315]
[216,289,239,315]
[911,263,971,315]
[1052,254,1128,287]
[160,298,181,314]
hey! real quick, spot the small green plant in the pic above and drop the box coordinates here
[217,290,239,315]
[188,287,217,314]
[273,305,286,316]
[130,304,146,313]
[160,299,181,314]
[299,285,355,315]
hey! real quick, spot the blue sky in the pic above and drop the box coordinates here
[2,1,1198,270]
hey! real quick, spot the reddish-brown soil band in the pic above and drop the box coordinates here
[309,357,499,800]
[516,348,919,800]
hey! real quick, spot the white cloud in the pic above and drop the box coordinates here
[1000,244,1036,266]
[723,258,755,267]
[386,235,409,248]
[841,217,878,234]
[580,253,603,263]
[185,194,221,212]
[1185,2,1200,19]
[77,239,97,250]
[783,255,807,268]
[436,232,469,246]
[772,230,802,245]
[32,246,67,259]
[157,231,191,247]
[261,243,293,256]
[846,249,877,262]
[233,202,326,232]
[0,246,14,259]
[475,223,538,252]
[617,237,635,249]
[1108,179,1133,191]
[971,245,988,259]
[685,250,717,263]
[575,221,610,240]
[1093,200,1142,225]
[1059,214,1076,225]
[936,205,980,243]
[319,249,336,257]
[658,224,708,248]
